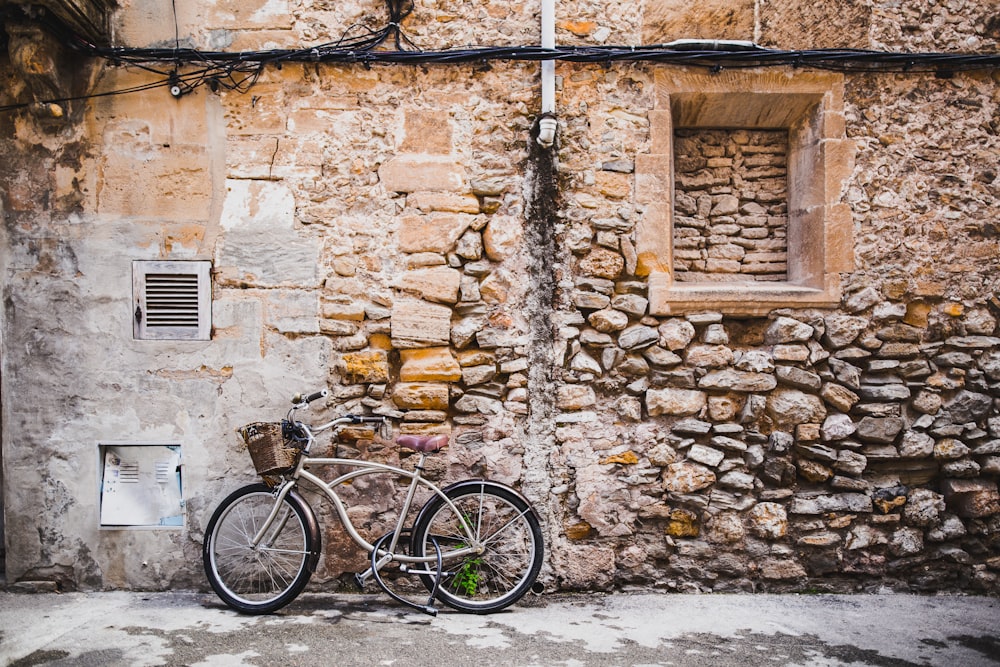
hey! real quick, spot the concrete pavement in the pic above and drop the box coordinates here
[1,589,998,666]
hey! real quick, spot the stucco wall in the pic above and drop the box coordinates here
[1,0,999,594]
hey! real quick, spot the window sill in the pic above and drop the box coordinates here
[648,272,842,317]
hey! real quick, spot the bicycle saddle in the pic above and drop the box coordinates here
[397,434,449,453]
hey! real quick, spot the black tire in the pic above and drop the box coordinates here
[202,483,318,614]
[411,482,543,613]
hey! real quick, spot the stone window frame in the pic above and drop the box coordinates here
[132,260,212,341]
[636,69,855,316]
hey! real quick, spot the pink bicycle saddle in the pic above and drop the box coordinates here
[396,434,449,453]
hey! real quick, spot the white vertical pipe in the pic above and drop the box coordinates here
[537,0,557,147]
[540,0,555,115]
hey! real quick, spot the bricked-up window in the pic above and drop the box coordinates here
[673,129,789,283]
[636,70,855,316]
[133,261,212,340]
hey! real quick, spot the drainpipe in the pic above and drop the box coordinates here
[536,0,557,148]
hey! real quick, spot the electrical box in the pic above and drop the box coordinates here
[99,444,183,527]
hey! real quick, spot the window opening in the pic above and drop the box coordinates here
[638,70,854,316]
[673,128,789,283]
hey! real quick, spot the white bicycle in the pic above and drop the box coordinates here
[202,389,544,615]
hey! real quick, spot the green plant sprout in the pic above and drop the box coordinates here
[452,512,484,596]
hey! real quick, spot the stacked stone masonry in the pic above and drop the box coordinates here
[1,0,999,596]
[673,129,790,283]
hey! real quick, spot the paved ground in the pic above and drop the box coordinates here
[0,589,998,666]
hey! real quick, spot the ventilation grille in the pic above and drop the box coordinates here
[144,273,201,329]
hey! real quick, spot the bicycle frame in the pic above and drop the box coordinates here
[248,415,482,579]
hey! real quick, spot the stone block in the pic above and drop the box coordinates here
[700,369,777,393]
[634,154,673,204]
[659,318,696,350]
[686,344,734,368]
[398,213,475,254]
[765,316,814,344]
[391,383,450,410]
[941,479,1000,518]
[98,143,212,220]
[643,0,754,43]
[820,382,859,412]
[390,299,452,348]
[600,450,639,465]
[579,247,624,280]
[321,301,366,321]
[687,444,724,468]
[340,350,390,384]
[790,493,873,515]
[483,216,523,261]
[663,461,716,493]
[855,416,904,444]
[400,347,462,382]
[665,509,701,538]
[379,155,467,193]
[760,559,807,580]
[749,502,788,539]
[618,325,659,351]
[760,0,871,48]
[557,385,597,410]
[647,388,706,417]
[400,110,452,154]
[766,389,827,428]
[635,204,673,277]
[408,192,481,214]
[394,266,462,305]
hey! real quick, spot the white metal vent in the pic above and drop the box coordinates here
[133,261,211,340]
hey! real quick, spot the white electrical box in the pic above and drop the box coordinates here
[99,444,184,527]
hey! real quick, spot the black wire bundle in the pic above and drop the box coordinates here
[1,0,998,114]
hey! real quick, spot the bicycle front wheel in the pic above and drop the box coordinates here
[202,483,318,614]
[411,481,543,613]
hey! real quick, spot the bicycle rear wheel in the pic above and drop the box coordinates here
[202,483,318,614]
[410,481,543,614]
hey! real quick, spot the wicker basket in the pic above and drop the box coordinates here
[238,422,300,476]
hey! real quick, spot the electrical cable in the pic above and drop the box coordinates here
[1,0,998,114]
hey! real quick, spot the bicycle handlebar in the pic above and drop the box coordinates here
[292,389,329,405]
[346,415,387,425]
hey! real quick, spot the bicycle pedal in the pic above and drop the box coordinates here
[417,604,438,617]
[351,573,366,591]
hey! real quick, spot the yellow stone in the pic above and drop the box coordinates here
[400,348,462,382]
[369,333,393,350]
[943,302,965,317]
[392,383,450,410]
[341,351,389,384]
[904,302,932,328]
[600,451,639,465]
[558,19,597,36]
[666,509,700,538]
[565,522,593,540]
[596,171,630,200]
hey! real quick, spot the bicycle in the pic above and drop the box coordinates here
[201,389,544,616]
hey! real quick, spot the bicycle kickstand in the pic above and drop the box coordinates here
[366,533,443,617]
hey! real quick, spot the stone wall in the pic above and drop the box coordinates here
[1,0,999,595]
[673,129,789,283]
